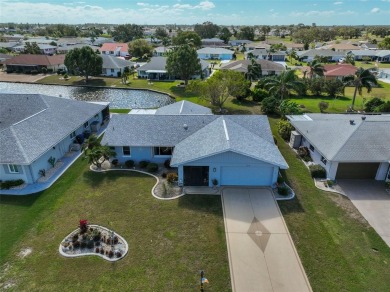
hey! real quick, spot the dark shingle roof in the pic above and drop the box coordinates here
[220,59,285,73]
[0,94,106,164]
[101,55,135,69]
[155,100,212,115]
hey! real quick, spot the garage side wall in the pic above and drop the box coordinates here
[180,151,279,187]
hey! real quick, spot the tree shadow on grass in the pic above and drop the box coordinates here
[82,170,128,187]
[0,193,41,207]
[178,195,223,216]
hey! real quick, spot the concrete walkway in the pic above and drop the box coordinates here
[222,188,311,292]
[337,180,390,247]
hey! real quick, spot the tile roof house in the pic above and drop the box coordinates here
[102,104,288,187]
[0,93,109,187]
[101,55,135,77]
[99,43,129,57]
[137,57,210,81]
[4,54,65,73]
[287,114,390,181]
[219,59,285,76]
[302,64,357,80]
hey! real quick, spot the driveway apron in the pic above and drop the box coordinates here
[222,187,311,292]
[338,179,390,247]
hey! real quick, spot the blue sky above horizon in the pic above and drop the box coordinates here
[0,0,389,25]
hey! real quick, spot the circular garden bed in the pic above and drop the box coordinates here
[59,220,128,262]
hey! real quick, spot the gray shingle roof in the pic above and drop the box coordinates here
[101,113,287,168]
[138,57,167,72]
[155,100,212,115]
[220,59,285,73]
[297,49,344,57]
[0,93,106,164]
[171,116,288,168]
[197,47,235,55]
[101,55,135,70]
[288,114,390,162]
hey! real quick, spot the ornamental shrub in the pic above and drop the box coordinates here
[139,160,149,168]
[309,165,326,178]
[277,120,294,141]
[0,179,24,189]
[278,186,289,196]
[147,163,158,172]
[125,160,135,168]
[167,173,178,184]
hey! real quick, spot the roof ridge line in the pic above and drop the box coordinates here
[179,101,184,114]
[222,117,230,142]
[329,120,364,160]
[10,126,30,163]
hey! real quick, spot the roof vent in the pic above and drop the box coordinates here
[361,116,366,120]
[349,120,355,125]
[183,124,188,130]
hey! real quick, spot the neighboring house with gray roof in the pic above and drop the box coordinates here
[220,59,285,76]
[197,47,235,60]
[287,114,390,181]
[297,49,345,62]
[0,93,109,186]
[101,102,288,187]
[137,57,210,81]
[245,49,286,62]
[101,55,135,77]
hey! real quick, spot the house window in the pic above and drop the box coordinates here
[70,131,76,139]
[309,144,314,151]
[8,164,20,173]
[84,121,89,128]
[321,156,327,165]
[154,147,173,156]
[111,69,115,73]
[122,146,131,156]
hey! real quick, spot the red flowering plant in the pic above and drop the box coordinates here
[79,219,88,234]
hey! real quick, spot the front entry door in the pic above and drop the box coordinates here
[183,166,209,186]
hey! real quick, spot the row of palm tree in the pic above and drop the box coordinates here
[260,64,377,109]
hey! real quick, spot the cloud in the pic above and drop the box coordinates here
[334,2,343,4]
[173,1,215,10]
[371,7,380,13]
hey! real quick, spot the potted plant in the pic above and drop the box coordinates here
[212,179,218,187]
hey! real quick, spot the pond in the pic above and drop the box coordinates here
[0,82,174,109]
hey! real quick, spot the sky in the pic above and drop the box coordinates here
[0,0,389,25]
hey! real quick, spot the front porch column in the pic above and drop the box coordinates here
[178,165,183,186]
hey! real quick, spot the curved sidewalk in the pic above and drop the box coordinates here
[222,187,312,292]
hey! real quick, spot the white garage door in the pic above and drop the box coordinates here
[220,165,274,186]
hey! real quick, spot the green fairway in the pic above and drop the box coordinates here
[269,117,390,291]
[0,159,231,291]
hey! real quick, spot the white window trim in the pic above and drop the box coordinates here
[122,146,131,157]
[8,164,20,173]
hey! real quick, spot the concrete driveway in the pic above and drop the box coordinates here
[222,188,311,292]
[338,180,390,247]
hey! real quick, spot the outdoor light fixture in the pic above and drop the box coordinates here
[213,167,216,172]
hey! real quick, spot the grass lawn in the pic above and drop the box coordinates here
[269,117,390,291]
[290,81,390,113]
[0,159,231,291]
[354,61,390,70]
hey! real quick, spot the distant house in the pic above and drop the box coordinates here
[375,50,390,62]
[297,49,345,62]
[220,59,285,77]
[302,64,357,80]
[286,43,305,51]
[101,55,135,77]
[0,41,19,50]
[348,50,377,61]
[99,43,129,57]
[4,54,65,73]
[197,47,235,60]
[0,93,109,186]
[0,53,13,68]
[244,49,286,62]
[228,40,252,46]
[137,57,209,81]
[11,44,57,55]
[319,43,360,52]
[102,102,288,187]
[287,114,390,181]
[57,44,100,54]
[360,43,378,50]
[201,38,225,47]
[153,46,172,57]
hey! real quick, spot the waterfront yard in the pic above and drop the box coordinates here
[0,159,231,291]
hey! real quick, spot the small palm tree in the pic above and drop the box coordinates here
[245,58,262,81]
[81,134,100,152]
[343,67,378,110]
[308,59,325,79]
[290,50,298,65]
[263,70,305,100]
[85,146,116,169]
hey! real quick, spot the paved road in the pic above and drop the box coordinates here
[338,179,390,247]
[222,188,311,292]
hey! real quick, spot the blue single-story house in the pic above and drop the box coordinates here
[197,47,235,60]
[0,93,109,185]
[101,102,288,187]
[245,49,286,62]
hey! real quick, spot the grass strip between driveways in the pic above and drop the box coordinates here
[269,117,390,291]
[0,158,231,291]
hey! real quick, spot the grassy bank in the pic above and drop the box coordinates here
[269,117,390,291]
[0,160,231,291]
